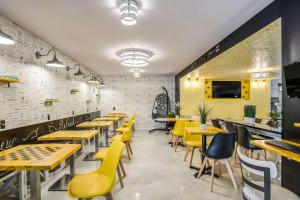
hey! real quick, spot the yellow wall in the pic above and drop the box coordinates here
[180,78,271,120]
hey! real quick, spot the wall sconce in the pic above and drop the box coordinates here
[185,77,191,88]
[0,29,15,45]
[252,79,266,89]
[66,64,85,76]
[35,48,65,68]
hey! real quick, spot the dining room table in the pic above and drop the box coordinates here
[93,117,120,135]
[37,130,98,191]
[0,143,81,200]
[76,121,113,161]
[184,126,225,177]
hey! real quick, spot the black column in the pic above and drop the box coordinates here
[281,0,300,196]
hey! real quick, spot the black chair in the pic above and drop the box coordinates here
[197,133,238,192]
[211,119,222,129]
[236,125,265,159]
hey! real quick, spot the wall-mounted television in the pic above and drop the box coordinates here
[284,62,300,98]
[212,81,241,98]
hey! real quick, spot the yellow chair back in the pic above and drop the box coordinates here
[172,119,188,136]
[184,121,202,142]
[95,140,125,181]
[123,120,134,141]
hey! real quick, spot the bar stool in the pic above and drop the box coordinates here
[237,147,299,200]
[197,133,238,192]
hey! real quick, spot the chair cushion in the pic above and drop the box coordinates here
[94,148,109,160]
[243,182,299,200]
[68,172,113,198]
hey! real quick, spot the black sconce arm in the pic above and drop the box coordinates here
[35,48,57,59]
[66,64,81,71]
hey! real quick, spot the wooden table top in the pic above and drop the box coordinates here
[185,126,225,135]
[104,114,125,118]
[0,144,81,171]
[154,118,196,122]
[93,117,119,122]
[294,123,300,128]
[76,121,113,128]
[37,130,99,141]
[108,112,126,115]
[251,139,300,163]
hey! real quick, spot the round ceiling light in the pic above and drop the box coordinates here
[117,49,152,67]
[120,0,139,25]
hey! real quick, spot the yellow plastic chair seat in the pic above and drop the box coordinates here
[112,134,123,141]
[68,172,112,199]
[185,141,202,148]
[94,148,109,160]
[116,127,128,133]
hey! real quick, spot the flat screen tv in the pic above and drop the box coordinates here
[284,62,300,98]
[212,81,241,98]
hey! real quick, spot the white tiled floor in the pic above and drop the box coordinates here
[42,131,243,200]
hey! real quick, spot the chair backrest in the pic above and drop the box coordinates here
[96,140,125,180]
[236,125,253,149]
[172,119,188,136]
[184,121,201,142]
[237,147,277,200]
[206,133,235,159]
[123,121,134,141]
[211,119,222,129]
[224,121,236,132]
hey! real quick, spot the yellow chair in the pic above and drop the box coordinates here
[170,119,188,152]
[113,121,134,160]
[94,148,126,188]
[68,140,125,200]
[183,121,203,166]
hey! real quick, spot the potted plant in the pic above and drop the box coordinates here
[175,102,182,118]
[269,111,281,121]
[197,102,213,130]
[244,105,256,124]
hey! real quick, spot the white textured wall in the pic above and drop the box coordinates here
[0,15,100,130]
[100,76,175,130]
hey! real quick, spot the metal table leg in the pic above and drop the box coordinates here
[83,129,100,161]
[30,170,41,200]
[49,142,77,191]
[19,171,27,200]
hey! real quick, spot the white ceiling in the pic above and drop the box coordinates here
[0,0,274,75]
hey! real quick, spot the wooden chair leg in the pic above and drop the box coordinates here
[210,160,216,192]
[197,157,208,178]
[105,192,113,200]
[224,159,238,189]
[125,143,131,160]
[169,132,173,143]
[127,141,133,155]
[263,149,267,160]
[189,147,195,166]
[218,162,222,177]
[119,160,126,178]
[117,165,124,188]
[174,136,179,152]
[184,145,190,161]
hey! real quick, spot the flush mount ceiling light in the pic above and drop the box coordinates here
[35,48,65,68]
[252,72,269,79]
[129,68,145,78]
[117,49,152,67]
[120,0,140,25]
[66,64,85,76]
[0,29,15,45]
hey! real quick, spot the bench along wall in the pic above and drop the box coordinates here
[0,14,100,131]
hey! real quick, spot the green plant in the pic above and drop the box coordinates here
[175,102,182,116]
[244,105,256,118]
[168,112,176,117]
[197,102,213,124]
[270,111,281,121]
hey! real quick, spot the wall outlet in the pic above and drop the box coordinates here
[0,120,5,129]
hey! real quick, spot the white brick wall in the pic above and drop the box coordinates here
[0,15,175,131]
